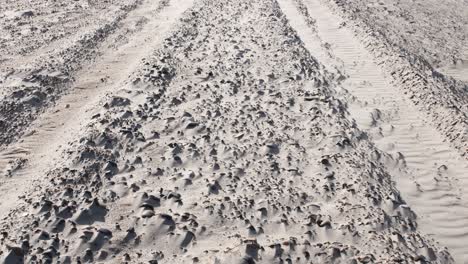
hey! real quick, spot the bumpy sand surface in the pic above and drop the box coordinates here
[0,0,467,263]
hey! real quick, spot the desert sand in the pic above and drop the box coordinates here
[0,0,467,263]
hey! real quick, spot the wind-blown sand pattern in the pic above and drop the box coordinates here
[0,0,467,263]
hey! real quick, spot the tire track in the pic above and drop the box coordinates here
[0,1,142,145]
[278,0,468,262]
[0,0,195,220]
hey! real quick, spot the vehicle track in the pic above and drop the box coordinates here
[0,1,140,101]
[278,0,468,262]
[0,0,195,220]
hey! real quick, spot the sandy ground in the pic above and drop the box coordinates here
[0,0,467,263]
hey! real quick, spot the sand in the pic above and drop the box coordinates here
[0,0,467,263]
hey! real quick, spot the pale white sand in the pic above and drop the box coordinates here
[0,0,467,263]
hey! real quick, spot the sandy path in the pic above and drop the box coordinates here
[0,0,194,220]
[0,2,137,70]
[0,0,460,262]
[278,0,468,262]
[0,1,140,101]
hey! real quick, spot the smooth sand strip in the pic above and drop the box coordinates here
[278,0,468,262]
